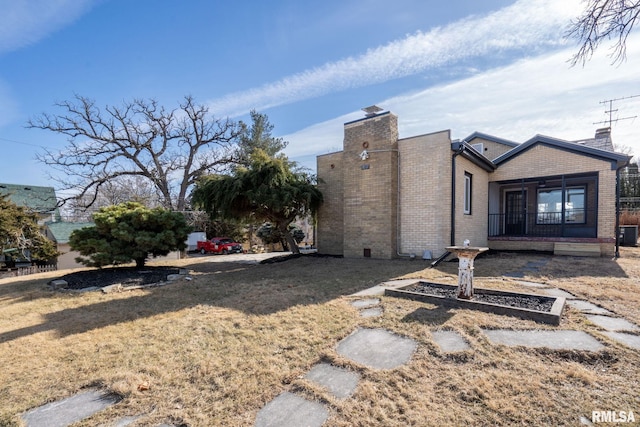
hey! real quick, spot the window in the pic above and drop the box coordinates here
[464,172,472,215]
[537,187,585,224]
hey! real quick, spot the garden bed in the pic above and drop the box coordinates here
[53,266,181,290]
[386,281,565,325]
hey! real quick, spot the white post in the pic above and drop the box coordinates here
[446,243,489,300]
[456,255,475,299]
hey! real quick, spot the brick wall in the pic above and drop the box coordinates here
[397,131,452,258]
[317,152,344,255]
[455,156,490,248]
[342,113,398,258]
[316,116,620,258]
[471,138,515,161]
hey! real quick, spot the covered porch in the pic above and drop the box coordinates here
[488,172,599,240]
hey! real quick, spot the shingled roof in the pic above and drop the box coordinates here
[46,222,94,244]
[0,183,57,213]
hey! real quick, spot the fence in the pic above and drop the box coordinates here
[0,264,57,279]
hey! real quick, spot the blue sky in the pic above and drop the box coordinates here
[1,0,639,188]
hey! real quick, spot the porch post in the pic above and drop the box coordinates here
[520,179,525,235]
[560,175,566,237]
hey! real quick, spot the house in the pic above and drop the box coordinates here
[0,182,58,225]
[0,182,92,269]
[45,222,94,270]
[316,108,631,259]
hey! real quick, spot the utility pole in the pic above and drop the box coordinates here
[594,94,640,127]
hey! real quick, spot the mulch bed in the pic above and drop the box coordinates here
[404,282,554,312]
[56,266,180,290]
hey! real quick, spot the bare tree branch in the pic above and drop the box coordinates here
[29,95,240,211]
[568,0,640,66]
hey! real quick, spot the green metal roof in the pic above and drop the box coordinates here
[0,182,57,213]
[46,222,94,244]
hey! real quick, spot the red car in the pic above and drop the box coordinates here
[197,237,243,255]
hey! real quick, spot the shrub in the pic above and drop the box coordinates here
[621,210,640,226]
[70,202,190,268]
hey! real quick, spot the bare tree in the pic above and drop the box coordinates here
[568,0,640,65]
[29,95,240,211]
[60,176,164,221]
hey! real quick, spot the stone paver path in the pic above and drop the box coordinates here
[351,298,384,318]
[566,300,613,315]
[255,298,419,426]
[515,280,549,289]
[304,363,360,399]
[503,258,550,278]
[431,330,471,352]
[513,274,640,351]
[336,328,417,370]
[542,288,576,299]
[22,390,120,427]
[585,314,639,332]
[359,306,383,317]
[254,392,329,427]
[601,332,640,350]
[350,298,380,309]
[482,329,605,351]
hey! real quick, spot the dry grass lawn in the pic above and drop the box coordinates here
[1,249,639,426]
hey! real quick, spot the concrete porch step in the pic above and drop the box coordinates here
[554,242,601,257]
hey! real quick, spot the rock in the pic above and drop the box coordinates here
[102,283,123,293]
[49,279,68,290]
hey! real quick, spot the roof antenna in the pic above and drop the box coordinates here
[593,94,639,127]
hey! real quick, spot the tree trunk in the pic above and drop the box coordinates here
[284,231,300,254]
[135,258,146,268]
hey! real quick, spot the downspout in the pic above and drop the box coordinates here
[450,141,465,246]
[393,149,415,258]
[430,141,465,269]
[615,165,623,258]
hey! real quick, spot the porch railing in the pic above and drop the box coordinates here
[488,210,597,238]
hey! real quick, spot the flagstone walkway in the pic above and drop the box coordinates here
[253,274,640,426]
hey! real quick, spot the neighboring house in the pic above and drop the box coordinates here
[0,182,93,269]
[1,183,58,266]
[316,108,631,259]
[0,182,58,225]
[45,222,94,270]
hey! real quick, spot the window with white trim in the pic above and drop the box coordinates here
[464,172,472,215]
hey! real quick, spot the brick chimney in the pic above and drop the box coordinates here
[593,127,614,152]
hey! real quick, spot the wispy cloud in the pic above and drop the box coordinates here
[0,0,98,55]
[208,0,582,117]
[284,32,640,165]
